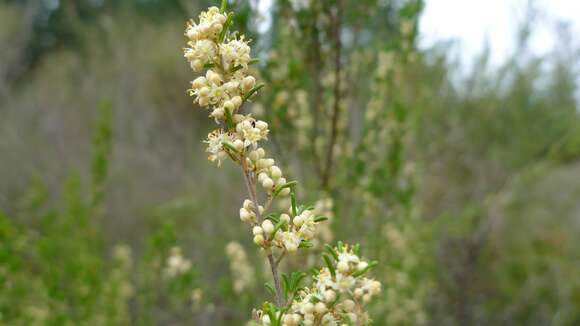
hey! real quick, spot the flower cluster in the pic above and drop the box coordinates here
[225,241,256,293]
[257,244,381,326]
[250,207,320,252]
[184,6,257,125]
[164,246,192,277]
[184,5,380,323]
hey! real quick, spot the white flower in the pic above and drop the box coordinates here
[220,37,252,71]
[281,231,300,252]
[204,130,234,166]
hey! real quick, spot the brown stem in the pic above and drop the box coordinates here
[309,21,324,180]
[240,156,284,306]
[322,0,344,190]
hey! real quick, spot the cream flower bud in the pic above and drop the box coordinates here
[256,148,265,158]
[233,139,244,151]
[198,96,209,106]
[303,302,314,314]
[191,76,207,89]
[314,302,327,315]
[280,214,290,224]
[206,70,221,84]
[191,60,203,71]
[239,208,252,222]
[324,289,336,303]
[253,226,263,235]
[270,166,282,180]
[241,76,256,93]
[262,177,274,189]
[231,96,242,108]
[211,23,223,34]
[342,299,355,312]
[253,234,264,246]
[233,114,244,123]
[255,120,268,131]
[261,314,271,325]
[293,215,304,227]
[279,188,291,196]
[262,220,275,235]
[211,108,224,119]
[275,177,286,187]
[243,199,253,210]
[198,87,210,97]
[337,261,350,273]
[354,288,363,298]
[223,100,235,112]
[249,150,259,162]
[258,172,268,183]
[357,261,368,271]
[363,294,371,303]
[186,28,198,40]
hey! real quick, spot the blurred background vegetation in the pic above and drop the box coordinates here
[0,0,579,325]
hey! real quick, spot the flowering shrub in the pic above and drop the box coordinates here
[183,3,381,324]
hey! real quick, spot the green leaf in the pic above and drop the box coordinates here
[274,180,298,196]
[282,273,290,301]
[298,240,313,249]
[351,260,379,277]
[290,272,307,292]
[324,244,338,260]
[249,58,260,65]
[265,283,276,296]
[219,13,234,42]
[270,220,286,240]
[313,216,328,223]
[203,62,216,69]
[224,105,235,128]
[221,141,238,152]
[322,254,336,277]
[265,213,281,224]
[230,64,244,73]
[220,0,227,13]
[309,267,319,276]
[242,83,265,102]
[290,192,297,217]
[337,241,344,252]
[354,243,361,256]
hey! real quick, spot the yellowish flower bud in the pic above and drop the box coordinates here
[199,87,210,97]
[337,261,350,273]
[241,76,256,92]
[270,166,282,180]
[314,302,327,315]
[262,177,274,189]
[324,289,336,303]
[279,188,291,196]
[231,96,242,108]
[191,76,207,89]
[253,234,265,246]
[255,120,268,131]
[252,226,263,235]
[280,214,291,224]
[233,139,244,151]
[223,100,235,112]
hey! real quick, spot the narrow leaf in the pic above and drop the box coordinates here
[242,83,265,102]
[322,254,336,277]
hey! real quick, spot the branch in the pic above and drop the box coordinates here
[322,0,344,190]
